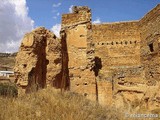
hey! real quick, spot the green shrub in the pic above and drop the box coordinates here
[0,83,18,97]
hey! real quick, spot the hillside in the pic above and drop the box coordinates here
[0,53,17,71]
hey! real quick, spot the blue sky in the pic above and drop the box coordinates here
[26,0,160,29]
[0,0,159,52]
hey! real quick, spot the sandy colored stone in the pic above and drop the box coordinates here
[14,4,160,112]
[14,27,63,93]
[61,6,96,101]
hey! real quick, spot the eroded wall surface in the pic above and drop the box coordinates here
[61,6,96,100]
[14,27,63,93]
[60,4,160,111]
[92,22,141,67]
[92,21,142,106]
[139,4,160,111]
[14,4,160,112]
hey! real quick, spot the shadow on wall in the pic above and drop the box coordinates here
[94,56,102,76]
[53,31,70,91]
[26,37,47,93]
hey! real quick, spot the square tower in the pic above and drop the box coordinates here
[61,6,96,100]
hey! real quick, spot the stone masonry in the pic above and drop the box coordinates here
[14,27,69,94]
[14,5,160,111]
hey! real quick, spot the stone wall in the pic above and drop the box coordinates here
[60,4,160,110]
[62,6,91,28]
[14,4,160,112]
[92,21,141,68]
[92,21,142,106]
[139,4,160,111]
[14,27,66,93]
[61,6,96,100]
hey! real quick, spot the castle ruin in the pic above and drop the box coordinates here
[14,5,160,111]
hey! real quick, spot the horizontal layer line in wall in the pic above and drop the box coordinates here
[95,40,139,46]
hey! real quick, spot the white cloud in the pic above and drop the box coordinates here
[53,12,60,19]
[93,18,101,24]
[51,24,61,38]
[53,16,57,19]
[69,5,74,13]
[52,3,61,20]
[0,0,34,53]
[56,12,60,16]
[53,3,61,8]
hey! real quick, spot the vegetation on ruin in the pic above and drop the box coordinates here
[0,83,18,97]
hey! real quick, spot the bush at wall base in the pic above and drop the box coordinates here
[0,83,18,97]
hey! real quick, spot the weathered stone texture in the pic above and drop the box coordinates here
[14,4,160,112]
[92,21,142,106]
[139,4,160,111]
[62,6,91,28]
[14,27,63,93]
[97,80,113,106]
[92,21,141,67]
[61,6,96,101]
[46,31,62,87]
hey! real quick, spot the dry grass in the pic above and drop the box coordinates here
[0,87,124,120]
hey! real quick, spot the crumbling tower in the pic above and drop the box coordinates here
[14,27,64,93]
[61,6,96,100]
[14,4,160,111]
